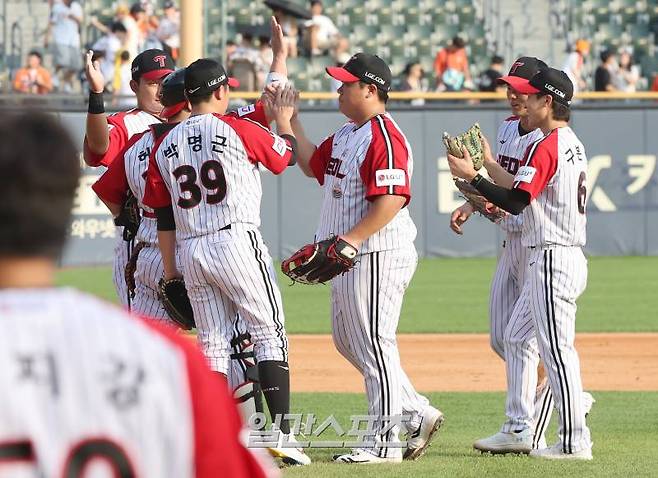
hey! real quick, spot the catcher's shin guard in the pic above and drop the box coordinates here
[230,332,264,425]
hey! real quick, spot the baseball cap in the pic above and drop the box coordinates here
[184,58,240,98]
[514,67,574,106]
[160,68,187,119]
[326,53,392,92]
[497,56,548,91]
[131,49,174,81]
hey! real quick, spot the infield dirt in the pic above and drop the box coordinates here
[288,333,658,392]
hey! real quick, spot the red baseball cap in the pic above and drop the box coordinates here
[497,56,547,91]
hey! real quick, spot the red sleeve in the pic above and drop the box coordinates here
[137,320,273,478]
[228,101,269,128]
[309,135,334,185]
[221,115,293,175]
[92,132,147,205]
[359,116,411,206]
[513,133,558,200]
[84,115,128,167]
[143,130,173,209]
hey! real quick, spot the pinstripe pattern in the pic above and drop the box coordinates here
[179,227,287,374]
[330,246,430,459]
[502,247,591,453]
[0,288,195,477]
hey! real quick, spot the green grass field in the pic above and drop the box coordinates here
[56,256,658,333]
[55,257,658,476]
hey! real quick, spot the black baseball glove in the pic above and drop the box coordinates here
[115,192,141,242]
[281,236,358,285]
[157,277,195,330]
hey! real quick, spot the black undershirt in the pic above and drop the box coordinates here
[472,175,531,215]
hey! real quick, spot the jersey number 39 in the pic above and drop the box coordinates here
[173,160,227,209]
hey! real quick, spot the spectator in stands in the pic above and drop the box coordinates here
[397,61,427,106]
[13,51,53,95]
[433,36,472,91]
[614,49,640,93]
[563,38,590,94]
[112,50,137,107]
[225,40,237,64]
[303,0,348,58]
[113,4,141,60]
[91,22,128,90]
[478,55,505,92]
[45,0,83,93]
[157,1,180,63]
[228,31,266,90]
[273,9,299,57]
[594,49,618,92]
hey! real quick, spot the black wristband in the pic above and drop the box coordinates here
[470,173,484,187]
[88,91,105,114]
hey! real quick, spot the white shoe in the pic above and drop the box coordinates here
[530,442,593,460]
[473,429,533,454]
[403,407,444,460]
[267,433,311,466]
[583,392,595,416]
[333,448,402,464]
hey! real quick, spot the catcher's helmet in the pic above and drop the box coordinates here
[160,68,187,118]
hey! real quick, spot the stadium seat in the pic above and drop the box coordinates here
[379,25,406,43]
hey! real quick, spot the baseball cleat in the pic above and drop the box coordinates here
[403,406,445,460]
[473,429,533,454]
[333,448,402,464]
[267,433,311,466]
[530,442,593,460]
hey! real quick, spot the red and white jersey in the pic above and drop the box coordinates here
[513,126,587,247]
[84,109,161,167]
[309,113,417,253]
[92,130,158,243]
[143,110,293,240]
[0,288,275,478]
[495,116,544,233]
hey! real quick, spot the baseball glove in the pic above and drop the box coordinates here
[443,123,484,170]
[115,191,141,242]
[454,178,507,223]
[124,242,147,299]
[281,236,358,285]
[157,277,195,330]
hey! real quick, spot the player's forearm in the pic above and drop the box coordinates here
[85,114,110,157]
[471,175,529,215]
[483,161,515,188]
[269,53,287,79]
[157,230,179,279]
[290,117,317,177]
[342,195,406,248]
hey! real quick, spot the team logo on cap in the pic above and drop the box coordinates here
[544,82,565,98]
[509,61,524,74]
[364,71,385,85]
[153,55,167,67]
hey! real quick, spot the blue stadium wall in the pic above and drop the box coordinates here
[57,103,658,266]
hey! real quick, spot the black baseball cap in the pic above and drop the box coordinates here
[515,67,574,106]
[131,49,174,81]
[497,56,548,91]
[160,68,187,118]
[326,53,392,92]
[184,58,239,98]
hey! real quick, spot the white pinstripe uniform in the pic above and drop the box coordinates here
[308,113,430,459]
[93,129,179,323]
[144,112,295,375]
[502,126,591,454]
[85,109,162,309]
[0,288,275,478]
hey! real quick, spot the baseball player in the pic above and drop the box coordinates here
[448,67,593,460]
[143,60,310,466]
[284,53,443,464]
[0,112,278,478]
[84,48,174,310]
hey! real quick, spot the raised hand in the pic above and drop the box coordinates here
[85,50,105,94]
[270,16,288,59]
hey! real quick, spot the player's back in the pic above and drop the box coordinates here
[523,126,588,247]
[0,288,196,477]
[154,113,267,239]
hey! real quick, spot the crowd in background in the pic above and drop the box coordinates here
[9,0,658,98]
